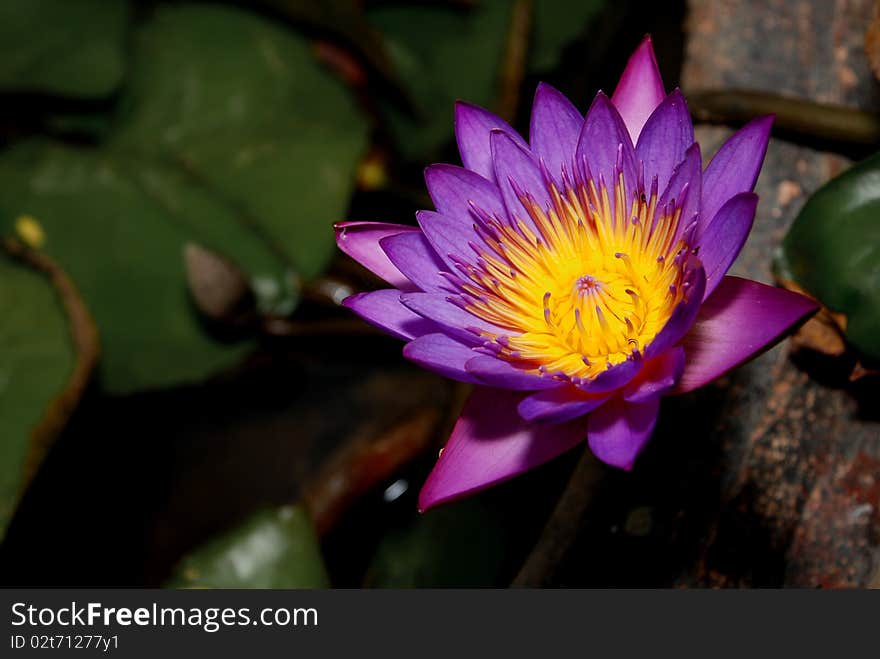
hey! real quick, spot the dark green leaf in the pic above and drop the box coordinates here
[0,0,130,98]
[113,4,368,279]
[0,141,285,393]
[531,0,606,72]
[367,2,512,161]
[166,505,330,588]
[775,151,880,360]
[0,5,371,394]
[249,0,405,99]
[364,498,506,587]
[368,0,606,162]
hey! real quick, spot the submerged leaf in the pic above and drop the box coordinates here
[113,4,368,279]
[531,0,606,72]
[250,0,404,98]
[167,506,329,588]
[364,497,506,588]
[0,0,130,98]
[166,505,330,589]
[0,141,284,393]
[0,5,371,393]
[368,2,512,161]
[368,0,606,161]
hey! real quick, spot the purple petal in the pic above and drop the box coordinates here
[342,290,436,341]
[635,89,694,195]
[334,222,419,290]
[574,355,643,394]
[697,192,758,300]
[610,36,666,142]
[699,115,773,236]
[455,101,529,181]
[491,130,552,229]
[380,231,451,293]
[587,395,660,470]
[402,333,481,384]
[416,210,481,270]
[464,355,562,391]
[623,346,685,403]
[425,164,507,223]
[400,292,502,345]
[645,261,706,358]
[576,93,639,205]
[657,143,702,240]
[529,83,583,184]
[674,277,818,393]
[418,388,588,510]
[518,386,612,424]
[421,164,507,266]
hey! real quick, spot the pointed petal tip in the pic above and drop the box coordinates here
[334,221,420,289]
[611,37,666,141]
[633,33,659,64]
[789,289,821,316]
[416,388,588,509]
[417,483,477,512]
[417,484,455,512]
[454,98,479,110]
[669,87,688,102]
[674,277,820,394]
[700,115,775,231]
[334,220,362,242]
[744,113,776,140]
[533,80,569,103]
[534,80,551,95]
[454,101,527,180]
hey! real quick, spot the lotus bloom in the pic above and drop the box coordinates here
[335,38,818,511]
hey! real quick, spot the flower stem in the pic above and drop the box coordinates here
[512,447,605,587]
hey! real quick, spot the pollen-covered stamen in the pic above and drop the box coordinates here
[455,166,693,381]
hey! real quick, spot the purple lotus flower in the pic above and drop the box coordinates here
[335,37,818,511]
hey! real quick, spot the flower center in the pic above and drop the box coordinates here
[456,171,692,382]
[575,274,602,294]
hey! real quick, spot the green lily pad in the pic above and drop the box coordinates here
[0,244,80,540]
[113,3,368,280]
[367,1,607,162]
[364,497,506,587]
[0,140,286,394]
[166,505,330,589]
[367,1,513,162]
[250,0,405,99]
[775,151,880,360]
[0,0,130,98]
[0,4,371,394]
[531,0,606,72]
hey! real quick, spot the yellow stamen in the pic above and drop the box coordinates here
[463,174,689,381]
